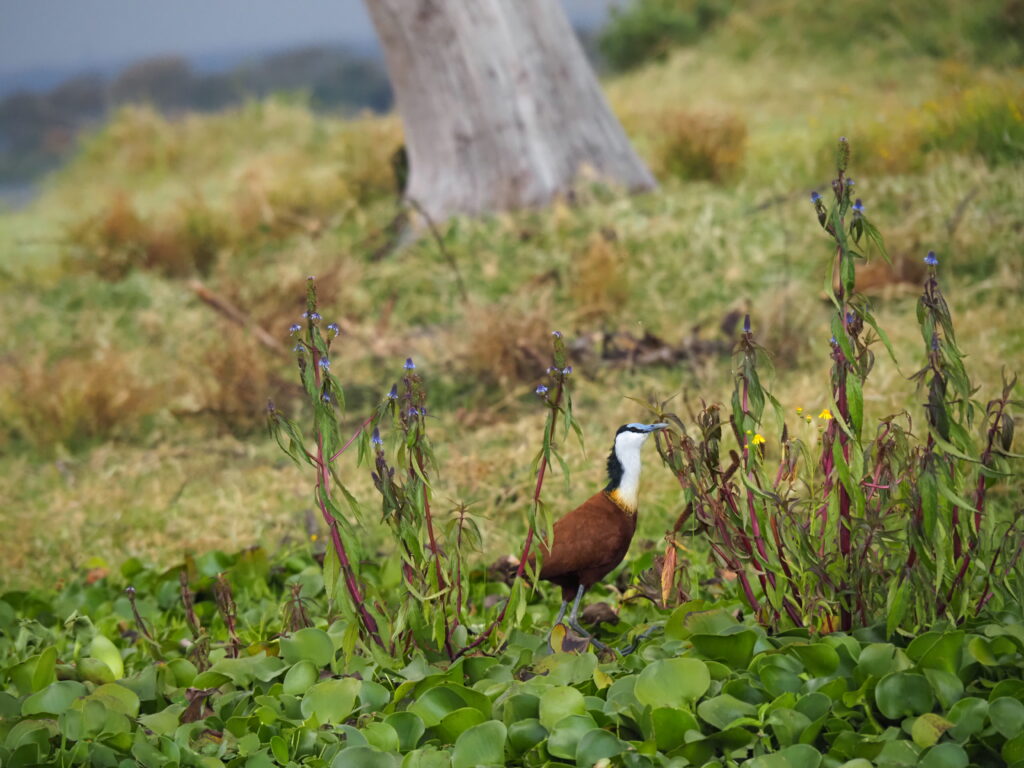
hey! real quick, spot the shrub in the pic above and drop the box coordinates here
[648,109,747,182]
[599,0,733,72]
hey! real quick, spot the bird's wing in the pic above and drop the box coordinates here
[537,492,630,580]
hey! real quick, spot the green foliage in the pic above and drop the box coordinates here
[3,562,1024,766]
[649,140,1023,638]
[599,0,732,72]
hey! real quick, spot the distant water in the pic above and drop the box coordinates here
[0,182,38,211]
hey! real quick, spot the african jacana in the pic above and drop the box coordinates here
[534,422,667,649]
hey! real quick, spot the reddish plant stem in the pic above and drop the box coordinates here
[312,347,384,648]
[453,381,564,659]
[329,413,375,462]
[415,448,453,659]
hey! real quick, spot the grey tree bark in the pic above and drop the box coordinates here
[364,0,656,222]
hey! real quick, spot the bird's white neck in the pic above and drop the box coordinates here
[607,432,648,514]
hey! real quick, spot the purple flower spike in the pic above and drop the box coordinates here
[387,385,398,400]
[318,358,330,370]
[551,330,562,339]
[289,323,302,334]
[404,357,415,370]
[924,251,939,266]
[562,366,572,376]
[293,344,305,353]
[371,427,383,446]
[536,385,549,396]
[810,191,821,203]
[743,314,751,334]
[852,199,864,213]
[326,322,340,336]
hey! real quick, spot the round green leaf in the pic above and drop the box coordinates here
[649,706,699,752]
[923,668,963,709]
[283,660,319,696]
[912,713,953,748]
[546,714,597,760]
[946,696,988,741]
[385,711,425,752]
[411,685,484,728]
[575,728,625,768]
[697,694,757,730]
[78,657,116,685]
[539,685,586,730]
[746,744,822,768]
[874,672,935,720]
[919,742,968,768]
[301,677,360,724]
[21,681,86,716]
[437,706,487,744]
[990,697,1024,739]
[787,643,841,677]
[1004,733,1024,764]
[330,745,400,768]
[86,683,140,718]
[281,628,334,667]
[88,635,124,680]
[362,722,400,753]
[451,720,506,768]
[507,718,547,755]
[690,630,758,667]
[635,657,710,709]
[907,632,964,676]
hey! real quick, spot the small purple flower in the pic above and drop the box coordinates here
[404,357,415,370]
[846,178,855,187]
[302,311,321,320]
[924,251,939,266]
[536,385,549,396]
[307,275,316,281]
[387,384,398,400]
[326,322,340,336]
[931,334,940,351]
[371,427,383,446]
[551,330,562,339]
[562,366,572,376]
[743,314,751,333]
[289,323,302,334]
[408,406,419,417]
[830,336,837,345]
[546,366,556,375]
[322,392,332,404]
[293,344,305,353]
[810,191,821,203]
[318,358,331,370]
[846,312,855,324]
[852,199,864,213]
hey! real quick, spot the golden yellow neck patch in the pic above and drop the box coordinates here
[606,489,637,516]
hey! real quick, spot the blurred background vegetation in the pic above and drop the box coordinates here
[1,0,1021,590]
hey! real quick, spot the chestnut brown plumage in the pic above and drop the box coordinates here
[532,422,667,649]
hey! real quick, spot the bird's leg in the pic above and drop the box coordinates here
[566,585,609,652]
[553,600,568,627]
[620,623,663,655]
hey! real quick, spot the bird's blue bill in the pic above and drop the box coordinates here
[626,423,669,432]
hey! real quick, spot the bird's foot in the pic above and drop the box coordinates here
[620,623,663,655]
[567,619,610,653]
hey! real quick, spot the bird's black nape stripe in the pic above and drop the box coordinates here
[605,443,623,491]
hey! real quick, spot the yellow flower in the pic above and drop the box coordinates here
[795,407,803,414]
[751,434,766,445]
[819,408,833,420]
[310,534,319,542]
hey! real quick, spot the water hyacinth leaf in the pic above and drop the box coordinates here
[501,693,540,725]
[874,673,935,720]
[539,685,586,730]
[507,718,547,755]
[768,708,812,747]
[907,632,964,676]
[300,677,360,724]
[546,714,598,760]
[787,643,841,677]
[330,745,400,768]
[385,711,426,752]
[923,668,964,709]
[281,627,335,667]
[745,744,822,768]
[690,629,758,667]
[1004,734,1024,765]
[88,634,124,680]
[86,683,140,718]
[20,680,86,716]
[990,697,1024,739]
[946,697,988,741]
[697,694,758,730]
[912,713,954,748]
[362,721,400,753]
[451,720,506,768]
[918,742,969,768]
[635,658,710,709]
[437,706,487,744]
[283,659,319,696]
[575,728,626,768]
[648,706,700,752]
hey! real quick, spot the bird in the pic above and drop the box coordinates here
[533,422,667,650]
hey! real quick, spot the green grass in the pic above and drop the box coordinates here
[0,39,1022,593]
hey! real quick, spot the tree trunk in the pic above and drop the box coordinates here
[364,0,656,222]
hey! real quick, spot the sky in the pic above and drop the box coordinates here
[0,0,621,77]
